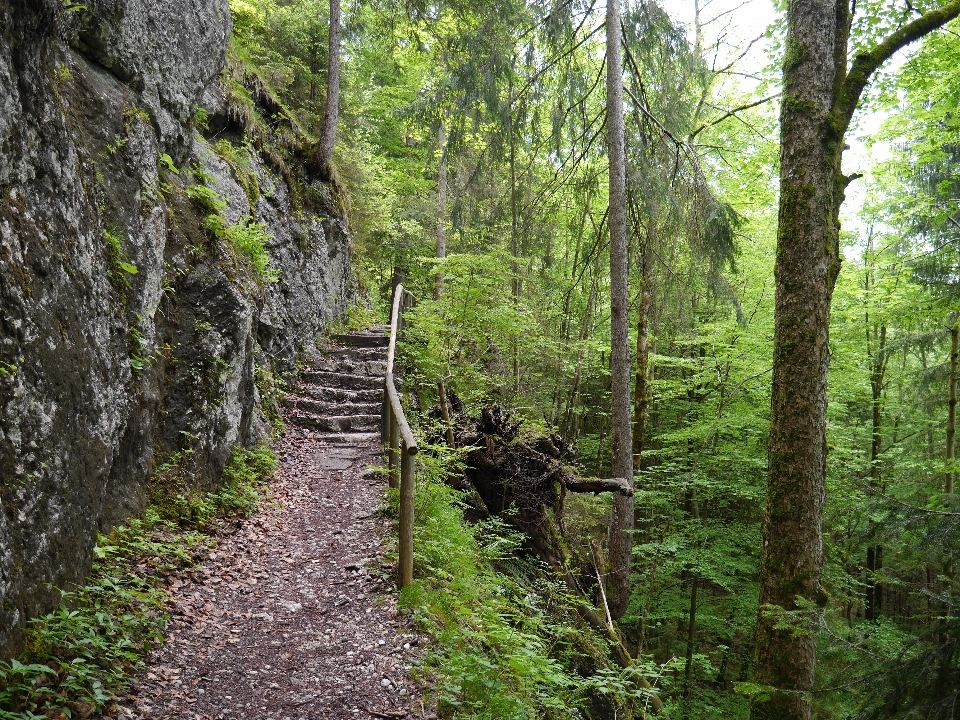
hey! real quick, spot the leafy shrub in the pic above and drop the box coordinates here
[186,183,277,283]
[149,444,277,529]
[0,514,201,719]
[224,218,278,283]
[389,445,663,718]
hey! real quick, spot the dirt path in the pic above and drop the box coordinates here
[119,333,431,720]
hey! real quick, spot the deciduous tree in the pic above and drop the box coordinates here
[753,2,960,718]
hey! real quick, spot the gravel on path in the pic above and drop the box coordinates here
[117,425,432,720]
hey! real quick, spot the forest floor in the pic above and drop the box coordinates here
[116,336,432,720]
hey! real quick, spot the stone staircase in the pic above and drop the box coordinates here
[282,326,389,443]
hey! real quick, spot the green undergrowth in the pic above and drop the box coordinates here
[325,301,387,340]
[185,170,279,284]
[148,443,278,529]
[385,445,665,719]
[0,443,277,719]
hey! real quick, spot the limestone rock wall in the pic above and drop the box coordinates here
[0,0,353,654]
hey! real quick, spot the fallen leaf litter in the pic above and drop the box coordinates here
[115,335,434,719]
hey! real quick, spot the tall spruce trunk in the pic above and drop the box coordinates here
[605,0,633,621]
[752,3,960,718]
[633,222,655,467]
[509,80,522,395]
[435,122,448,299]
[947,316,958,494]
[316,0,341,180]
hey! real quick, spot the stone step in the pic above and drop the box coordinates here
[321,345,389,362]
[310,358,386,377]
[288,413,381,433]
[301,370,382,390]
[316,431,382,445]
[281,396,381,417]
[297,385,383,404]
[331,333,388,348]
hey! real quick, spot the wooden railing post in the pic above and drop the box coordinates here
[384,284,419,589]
[388,408,400,489]
[398,444,415,588]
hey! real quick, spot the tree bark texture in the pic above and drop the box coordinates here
[605,0,634,622]
[947,317,958,494]
[316,0,341,180]
[754,5,847,716]
[753,3,960,719]
[633,227,654,467]
[435,122,448,300]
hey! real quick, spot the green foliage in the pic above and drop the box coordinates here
[149,443,277,529]
[389,446,665,718]
[401,252,540,410]
[0,511,212,719]
[218,0,960,716]
[0,442,277,717]
[158,152,180,175]
[103,227,138,303]
[326,301,386,338]
[186,182,278,283]
[223,218,278,282]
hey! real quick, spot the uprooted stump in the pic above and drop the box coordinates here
[454,406,630,567]
[436,405,663,714]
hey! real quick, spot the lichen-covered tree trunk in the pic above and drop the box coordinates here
[754,1,848,712]
[605,0,634,621]
[753,2,960,718]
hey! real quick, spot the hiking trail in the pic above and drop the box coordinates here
[118,327,431,720]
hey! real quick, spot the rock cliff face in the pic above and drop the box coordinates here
[0,0,353,654]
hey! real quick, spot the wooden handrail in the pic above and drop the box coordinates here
[383,284,417,589]
[386,373,417,454]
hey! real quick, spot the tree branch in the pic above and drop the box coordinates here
[564,476,635,496]
[834,0,960,132]
[689,92,780,140]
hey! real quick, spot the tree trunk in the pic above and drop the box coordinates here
[948,316,958,493]
[562,257,600,443]
[316,0,341,180]
[754,4,844,711]
[435,122,448,299]
[865,300,886,620]
[605,0,633,622]
[633,224,654,467]
[752,3,960,719]
[508,71,522,395]
[682,488,700,715]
